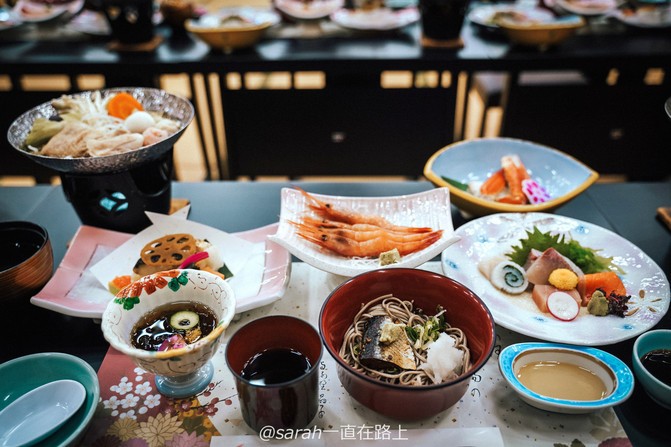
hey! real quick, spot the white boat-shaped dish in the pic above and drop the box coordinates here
[441,212,670,346]
[268,187,460,277]
[32,222,291,318]
[555,0,617,16]
[13,0,83,23]
[330,6,419,31]
[68,9,163,36]
[499,342,634,413]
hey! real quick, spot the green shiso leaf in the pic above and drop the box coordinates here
[440,176,469,191]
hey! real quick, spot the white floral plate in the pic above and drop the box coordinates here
[268,187,460,277]
[441,212,669,346]
[13,0,83,23]
[555,0,617,16]
[330,6,419,31]
[31,222,291,318]
[611,5,671,28]
[274,0,344,20]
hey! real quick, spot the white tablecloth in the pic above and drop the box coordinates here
[205,262,630,446]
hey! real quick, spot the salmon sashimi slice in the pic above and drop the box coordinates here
[577,271,627,306]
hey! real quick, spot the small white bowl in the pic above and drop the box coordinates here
[499,342,634,414]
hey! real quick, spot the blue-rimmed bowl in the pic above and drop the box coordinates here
[499,342,634,414]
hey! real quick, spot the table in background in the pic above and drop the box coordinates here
[1,7,670,181]
[0,180,670,445]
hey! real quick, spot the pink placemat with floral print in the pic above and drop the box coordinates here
[81,347,232,446]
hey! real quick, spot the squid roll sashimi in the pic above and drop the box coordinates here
[489,261,528,294]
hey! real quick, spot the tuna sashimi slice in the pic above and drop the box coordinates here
[525,247,584,285]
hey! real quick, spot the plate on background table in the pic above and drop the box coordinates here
[13,0,83,23]
[441,212,669,346]
[611,5,671,28]
[68,9,164,36]
[274,0,344,20]
[330,6,419,31]
[0,7,23,31]
[468,4,556,32]
[32,223,291,318]
[268,187,460,277]
[555,0,617,15]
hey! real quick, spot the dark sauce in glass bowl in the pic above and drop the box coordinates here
[131,301,218,351]
[641,349,671,387]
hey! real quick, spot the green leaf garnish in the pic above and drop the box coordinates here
[218,264,234,279]
[440,176,469,191]
[405,326,419,343]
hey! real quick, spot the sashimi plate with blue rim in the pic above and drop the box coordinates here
[441,212,669,346]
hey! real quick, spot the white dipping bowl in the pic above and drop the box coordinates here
[499,342,634,414]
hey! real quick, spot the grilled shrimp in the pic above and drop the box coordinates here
[496,154,529,204]
[294,186,433,233]
[294,223,443,258]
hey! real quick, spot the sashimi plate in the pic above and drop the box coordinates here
[274,0,344,20]
[330,7,419,31]
[441,212,669,346]
[269,187,460,277]
[32,221,291,319]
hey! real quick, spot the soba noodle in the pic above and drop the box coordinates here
[339,294,471,386]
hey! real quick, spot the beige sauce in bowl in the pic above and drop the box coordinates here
[517,360,608,400]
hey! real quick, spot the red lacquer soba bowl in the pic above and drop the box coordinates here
[319,268,495,421]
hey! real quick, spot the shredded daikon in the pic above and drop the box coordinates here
[419,332,464,384]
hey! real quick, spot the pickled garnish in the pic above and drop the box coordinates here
[170,310,199,330]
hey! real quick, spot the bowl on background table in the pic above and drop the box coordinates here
[496,15,585,48]
[319,268,496,421]
[423,137,599,217]
[185,7,281,52]
[0,220,53,304]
